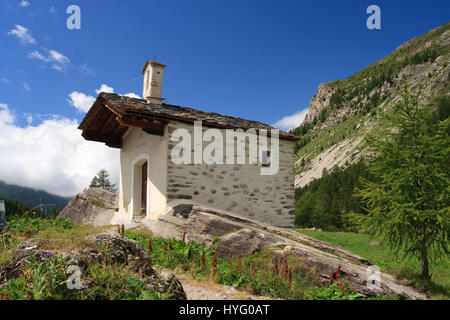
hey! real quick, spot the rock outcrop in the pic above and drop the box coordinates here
[304,83,336,124]
[142,202,426,299]
[57,188,123,226]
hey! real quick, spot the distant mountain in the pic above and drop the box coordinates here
[0,181,71,211]
[293,22,450,187]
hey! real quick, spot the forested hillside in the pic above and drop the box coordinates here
[0,181,70,211]
[295,161,369,230]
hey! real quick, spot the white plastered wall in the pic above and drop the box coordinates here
[118,127,168,220]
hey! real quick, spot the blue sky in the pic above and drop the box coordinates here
[0,0,449,196]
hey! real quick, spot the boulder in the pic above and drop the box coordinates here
[275,246,425,299]
[370,241,381,247]
[57,188,121,226]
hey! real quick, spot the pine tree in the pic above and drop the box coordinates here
[89,169,117,191]
[356,82,449,280]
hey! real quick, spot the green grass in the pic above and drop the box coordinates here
[125,229,388,300]
[88,198,116,210]
[297,229,449,299]
[1,216,111,254]
[0,217,406,300]
[0,218,174,300]
[1,255,167,300]
[294,113,366,166]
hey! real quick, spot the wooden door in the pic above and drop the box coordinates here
[141,161,148,214]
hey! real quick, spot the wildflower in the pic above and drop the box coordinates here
[251,263,257,276]
[339,281,346,297]
[272,258,278,274]
[201,251,206,269]
[212,252,217,276]
[288,266,292,285]
[235,256,242,272]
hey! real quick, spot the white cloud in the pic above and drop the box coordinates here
[49,6,56,14]
[20,0,30,7]
[22,82,31,92]
[52,65,62,72]
[2,78,10,84]
[95,84,114,94]
[273,109,308,131]
[0,103,119,197]
[7,25,36,44]
[27,50,46,61]
[27,49,71,72]
[0,104,15,125]
[48,50,70,64]
[79,63,95,76]
[124,93,141,99]
[67,91,96,113]
[69,84,139,113]
[24,113,33,125]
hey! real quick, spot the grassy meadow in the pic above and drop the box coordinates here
[298,229,449,299]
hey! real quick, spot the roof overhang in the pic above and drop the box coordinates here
[78,96,168,149]
[79,93,300,149]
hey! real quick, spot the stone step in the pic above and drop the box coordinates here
[132,215,146,223]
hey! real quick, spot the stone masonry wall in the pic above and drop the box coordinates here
[166,120,296,228]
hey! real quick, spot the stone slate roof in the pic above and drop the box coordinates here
[79,92,299,141]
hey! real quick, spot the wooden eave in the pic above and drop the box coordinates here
[78,94,300,148]
[79,97,167,149]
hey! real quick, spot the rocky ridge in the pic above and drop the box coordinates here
[294,22,450,187]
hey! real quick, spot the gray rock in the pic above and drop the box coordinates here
[370,241,381,247]
[142,202,426,299]
[277,245,425,299]
[0,200,6,233]
[57,188,119,226]
[217,228,282,257]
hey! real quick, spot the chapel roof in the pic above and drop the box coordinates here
[78,92,299,148]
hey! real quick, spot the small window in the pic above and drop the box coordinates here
[261,151,270,167]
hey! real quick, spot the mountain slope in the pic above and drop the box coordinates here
[0,181,71,211]
[293,22,450,187]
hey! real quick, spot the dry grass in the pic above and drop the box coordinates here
[125,227,153,238]
[34,224,114,251]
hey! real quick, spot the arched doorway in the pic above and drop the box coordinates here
[140,161,148,215]
[131,154,150,220]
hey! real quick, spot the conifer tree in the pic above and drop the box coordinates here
[89,169,117,191]
[357,82,449,280]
